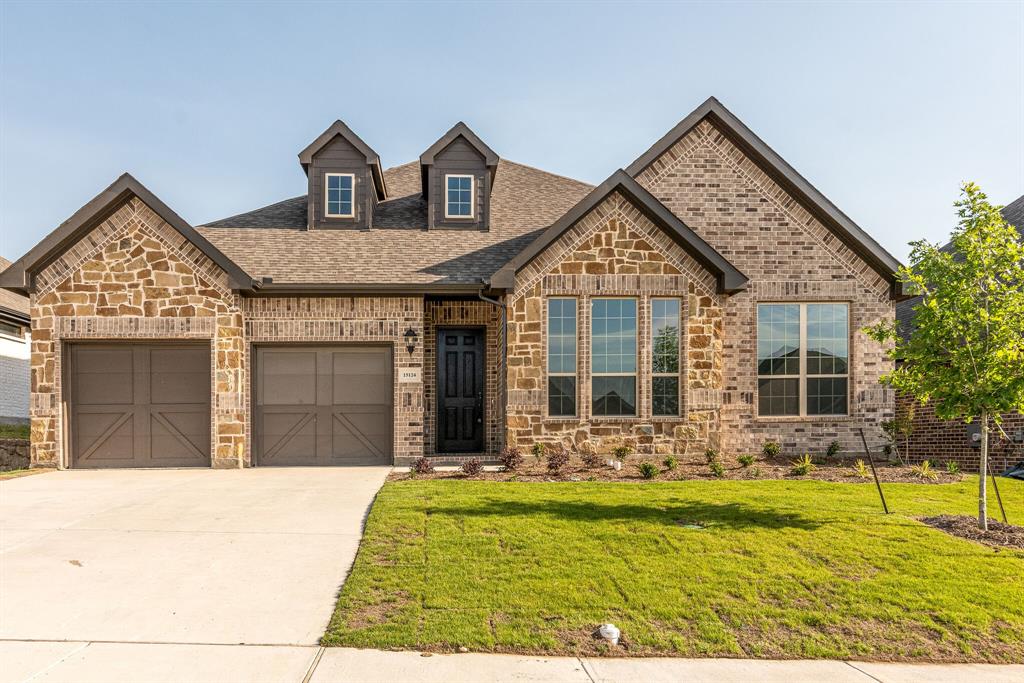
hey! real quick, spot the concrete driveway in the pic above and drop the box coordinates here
[0,467,389,648]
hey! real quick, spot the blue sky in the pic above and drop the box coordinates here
[1,1,1021,263]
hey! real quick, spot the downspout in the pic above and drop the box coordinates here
[478,281,508,452]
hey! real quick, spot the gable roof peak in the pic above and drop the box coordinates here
[419,121,499,167]
[0,172,254,294]
[298,119,387,200]
[626,95,905,296]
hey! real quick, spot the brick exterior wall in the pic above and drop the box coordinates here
[423,299,503,458]
[634,120,895,457]
[898,393,1024,473]
[29,197,245,468]
[505,191,725,457]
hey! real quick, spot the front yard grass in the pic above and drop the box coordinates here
[324,477,1024,662]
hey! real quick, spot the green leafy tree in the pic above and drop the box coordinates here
[865,183,1024,530]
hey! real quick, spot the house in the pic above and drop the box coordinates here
[0,97,904,469]
[895,194,1024,472]
[0,256,30,425]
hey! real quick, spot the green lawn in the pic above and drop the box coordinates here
[0,423,30,440]
[324,477,1024,662]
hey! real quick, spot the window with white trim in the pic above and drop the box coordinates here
[0,320,24,340]
[547,298,577,417]
[592,298,637,416]
[651,298,681,416]
[325,173,354,217]
[757,303,849,416]
[445,175,474,218]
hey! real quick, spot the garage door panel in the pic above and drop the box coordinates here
[70,343,210,468]
[256,346,392,466]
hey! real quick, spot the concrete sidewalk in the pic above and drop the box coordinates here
[2,641,1022,683]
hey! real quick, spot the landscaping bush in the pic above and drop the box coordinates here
[581,450,603,468]
[531,443,547,459]
[790,453,815,476]
[704,448,719,464]
[638,462,658,479]
[663,455,678,471]
[612,445,633,460]
[499,446,524,472]
[748,465,762,478]
[461,458,483,476]
[709,460,725,477]
[412,457,434,474]
[853,459,870,478]
[737,454,754,468]
[762,441,781,458]
[912,460,938,481]
[546,445,570,474]
[946,460,961,475]
[826,440,842,458]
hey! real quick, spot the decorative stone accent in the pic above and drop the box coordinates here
[29,197,244,468]
[0,439,30,471]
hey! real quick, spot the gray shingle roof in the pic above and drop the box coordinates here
[896,194,1024,342]
[197,160,593,286]
[0,256,29,318]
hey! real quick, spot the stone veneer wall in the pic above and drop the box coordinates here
[635,119,895,457]
[506,191,724,456]
[423,299,502,458]
[29,197,245,468]
[897,393,1024,473]
[242,296,425,464]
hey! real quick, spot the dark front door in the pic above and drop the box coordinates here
[254,346,393,466]
[437,329,485,453]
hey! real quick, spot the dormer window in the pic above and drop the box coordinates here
[325,173,355,218]
[445,175,474,218]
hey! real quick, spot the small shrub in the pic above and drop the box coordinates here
[412,456,434,474]
[737,454,754,468]
[762,441,781,458]
[945,460,961,475]
[663,455,678,471]
[638,462,658,479]
[704,448,720,464]
[499,446,523,472]
[709,460,725,477]
[581,450,603,468]
[531,443,547,459]
[612,445,634,460]
[546,445,570,474]
[790,453,815,476]
[911,460,938,481]
[749,466,762,478]
[826,440,842,458]
[461,458,482,476]
[853,459,870,478]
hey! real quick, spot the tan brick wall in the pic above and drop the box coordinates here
[29,197,245,468]
[506,191,725,456]
[635,119,895,457]
[423,299,502,457]
[241,296,425,463]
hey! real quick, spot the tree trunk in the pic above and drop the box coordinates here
[979,411,989,532]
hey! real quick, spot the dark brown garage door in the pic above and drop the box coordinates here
[254,346,392,466]
[69,343,211,468]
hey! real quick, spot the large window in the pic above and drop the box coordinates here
[757,303,849,417]
[445,174,474,218]
[592,298,637,416]
[325,173,354,218]
[651,299,681,416]
[547,298,577,417]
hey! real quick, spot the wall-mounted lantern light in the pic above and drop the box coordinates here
[404,327,418,355]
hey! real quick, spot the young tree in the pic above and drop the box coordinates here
[865,183,1024,530]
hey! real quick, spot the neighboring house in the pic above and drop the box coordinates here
[895,194,1024,472]
[0,97,904,469]
[0,256,31,425]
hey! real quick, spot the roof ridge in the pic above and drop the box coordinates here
[498,159,594,189]
[200,194,306,227]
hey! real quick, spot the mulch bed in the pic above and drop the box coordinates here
[920,514,1024,550]
[394,453,962,485]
